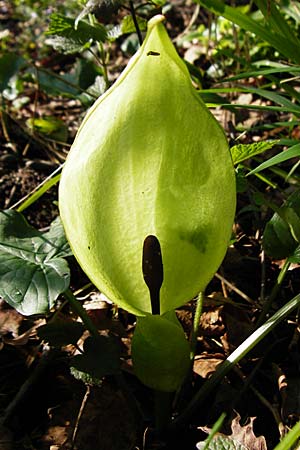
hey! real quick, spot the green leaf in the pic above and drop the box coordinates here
[224,66,300,82]
[46,13,107,54]
[132,314,190,392]
[0,211,71,315]
[263,190,300,259]
[120,15,147,34]
[263,213,297,259]
[196,0,300,63]
[38,319,85,347]
[17,171,62,213]
[0,54,26,93]
[247,144,300,176]
[26,116,68,142]
[197,435,248,449]
[288,245,300,264]
[273,419,300,450]
[230,140,279,165]
[36,68,80,97]
[71,334,120,379]
[254,0,300,47]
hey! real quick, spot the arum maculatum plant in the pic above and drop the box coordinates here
[59,15,236,397]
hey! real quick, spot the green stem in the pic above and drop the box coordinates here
[63,288,99,337]
[257,259,290,327]
[154,390,174,434]
[203,412,227,450]
[171,292,300,428]
[190,292,204,361]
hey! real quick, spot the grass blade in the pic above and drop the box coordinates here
[247,144,300,176]
[196,0,300,63]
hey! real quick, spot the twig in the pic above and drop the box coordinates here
[214,272,256,306]
[71,385,91,449]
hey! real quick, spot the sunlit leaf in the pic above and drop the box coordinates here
[46,13,107,54]
[0,211,71,315]
[230,141,279,165]
[247,144,300,176]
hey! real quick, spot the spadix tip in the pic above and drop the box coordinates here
[148,14,166,30]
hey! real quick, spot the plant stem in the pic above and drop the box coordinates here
[190,292,204,361]
[154,390,174,434]
[63,288,99,337]
[203,412,226,450]
[171,292,300,428]
[129,0,143,46]
[257,259,290,327]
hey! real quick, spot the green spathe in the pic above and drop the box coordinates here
[59,15,236,316]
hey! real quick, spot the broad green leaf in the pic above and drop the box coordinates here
[263,213,297,259]
[0,211,71,315]
[46,13,107,54]
[71,334,120,378]
[36,68,80,97]
[196,0,300,63]
[263,190,300,259]
[38,319,85,347]
[0,54,26,92]
[230,141,279,165]
[247,144,300,176]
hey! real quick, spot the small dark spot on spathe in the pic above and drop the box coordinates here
[147,51,160,56]
[88,246,91,250]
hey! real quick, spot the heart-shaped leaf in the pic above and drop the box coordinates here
[71,334,120,379]
[38,318,85,347]
[0,210,71,315]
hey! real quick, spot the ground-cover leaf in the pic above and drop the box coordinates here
[247,143,300,176]
[0,54,26,93]
[36,68,80,97]
[26,116,68,142]
[0,211,71,315]
[46,13,107,54]
[197,414,267,449]
[263,190,300,259]
[230,141,279,165]
[38,318,85,347]
[71,334,120,379]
